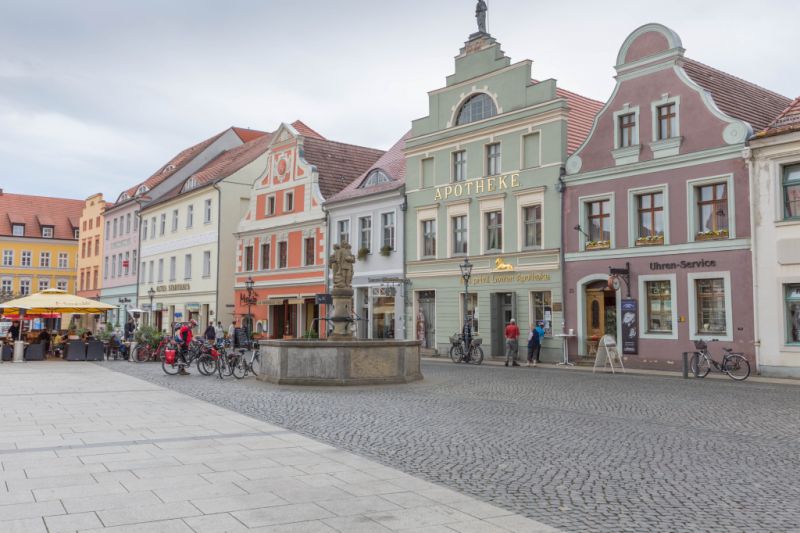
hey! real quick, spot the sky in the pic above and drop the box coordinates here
[1,0,798,202]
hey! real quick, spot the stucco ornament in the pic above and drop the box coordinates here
[723,122,750,145]
[475,0,487,33]
[565,155,583,175]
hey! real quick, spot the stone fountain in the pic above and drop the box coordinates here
[257,242,422,386]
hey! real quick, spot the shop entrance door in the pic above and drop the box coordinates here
[272,304,285,340]
[491,293,516,357]
[417,291,436,350]
[585,282,617,356]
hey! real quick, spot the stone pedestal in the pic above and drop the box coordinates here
[329,287,354,341]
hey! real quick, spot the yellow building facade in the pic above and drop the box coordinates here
[76,193,107,299]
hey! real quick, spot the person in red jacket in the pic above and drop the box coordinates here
[504,318,521,367]
[177,319,196,375]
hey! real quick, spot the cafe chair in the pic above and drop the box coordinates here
[65,340,87,361]
[24,343,46,361]
[86,340,105,361]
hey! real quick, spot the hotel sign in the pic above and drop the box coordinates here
[156,283,191,292]
[462,271,552,285]
[434,173,520,201]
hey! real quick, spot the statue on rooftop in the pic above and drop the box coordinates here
[476,0,488,34]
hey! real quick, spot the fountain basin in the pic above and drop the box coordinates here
[256,339,422,386]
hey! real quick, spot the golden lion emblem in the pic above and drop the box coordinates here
[495,258,514,271]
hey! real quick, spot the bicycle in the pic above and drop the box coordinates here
[134,335,174,363]
[162,338,204,376]
[231,345,261,379]
[690,339,750,381]
[449,334,484,365]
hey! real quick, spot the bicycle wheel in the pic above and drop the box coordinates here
[232,356,246,379]
[691,353,710,378]
[449,345,462,363]
[135,345,151,363]
[468,346,484,365]
[250,351,261,376]
[197,355,215,376]
[724,354,750,381]
[162,358,180,375]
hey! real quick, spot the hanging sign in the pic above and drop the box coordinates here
[621,298,638,355]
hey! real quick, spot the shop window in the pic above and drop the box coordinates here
[645,280,673,334]
[455,93,497,126]
[485,210,502,252]
[460,292,479,333]
[453,151,467,182]
[260,243,270,270]
[636,192,664,245]
[421,219,436,258]
[359,217,371,253]
[783,164,800,220]
[244,246,254,272]
[695,183,729,240]
[278,242,288,269]
[531,291,552,336]
[304,237,315,266]
[785,284,800,344]
[694,277,727,336]
[372,286,396,339]
[523,205,542,249]
[452,215,468,255]
[486,143,501,176]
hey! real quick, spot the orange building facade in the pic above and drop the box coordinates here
[234,122,382,339]
[76,193,107,300]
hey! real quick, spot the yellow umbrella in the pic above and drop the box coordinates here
[0,289,116,315]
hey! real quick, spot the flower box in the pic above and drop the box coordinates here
[585,241,611,251]
[695,230,729,241]
[635,235,664,246]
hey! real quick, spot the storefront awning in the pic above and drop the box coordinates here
[287,299,305,305]
[265,299,286,306]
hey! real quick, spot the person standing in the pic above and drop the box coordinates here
[528,322,546,367]
[227,320,236,340]
[176,319,196,376]
[203,322,216,342]
[214,321,224,342]
[504,318,520,367]
[124,319,135,341]
[7,321,19,341]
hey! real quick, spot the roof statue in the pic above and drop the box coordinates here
[476,0,487,34]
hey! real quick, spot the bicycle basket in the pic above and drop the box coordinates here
[693,340,707,350]
[471,337,482,346]
[449,334,462,345]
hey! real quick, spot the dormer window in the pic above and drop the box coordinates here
[41,227,53,238]
[11,224,24,237]
[161,164,176,175]
[359,169,392,188]
[119,193,130,202]
[136,185,148,196]
[73,228,79,239]
[455,93,497,126]
[184,177,198,192]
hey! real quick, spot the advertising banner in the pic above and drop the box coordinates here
[620,298,638,355]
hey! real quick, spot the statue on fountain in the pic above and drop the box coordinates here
[328,242,356,339]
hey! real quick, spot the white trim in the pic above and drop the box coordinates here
[479,198,505,254]
[612,105,640,150]
[638,274,679,340]
[446,203,470,259]
[686,174,736,242]
[687,271,733,342]
[577,192,616,250]
[519,130,542,170]
[516,190,545,251]
[627,184,670,247]
[565,237,750,262]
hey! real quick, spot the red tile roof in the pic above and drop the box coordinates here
[232,127,269,143]
[681,58,791,133]
[302,137,385,199]
[753,97,800,139]
[0,192,83,240]
[326,132,410,204]
[556,87,605,155]
[291,120,325,140]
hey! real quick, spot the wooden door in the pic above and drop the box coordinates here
[586,291,605,339]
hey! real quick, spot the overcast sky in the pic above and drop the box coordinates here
[1,0,797,202]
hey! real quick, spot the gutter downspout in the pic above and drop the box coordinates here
[322,203,331,338]
[557,166,568,339]
[212,182,222,331]
[400,187,407,340]
[744,147,761,375]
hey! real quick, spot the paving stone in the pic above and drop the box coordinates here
[81,518,195,533]
[96,501,201,527]
[0,517,48,533]
[44,511,103,532]
[233,502,334,528]
[182,512,249,532]
[316,495,402,516]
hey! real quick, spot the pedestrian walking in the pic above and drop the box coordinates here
[504,318,520,367]
[528,322,545,366]
[227,320,236,340]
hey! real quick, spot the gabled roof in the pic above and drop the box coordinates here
[232,127,269,143]
[556,87,605,155]
[302,137,385,199]
[0,192,83,239]
[326,132,410,204]
[681,58,791,132]
[753,97,800,139]
[291,120,325,140]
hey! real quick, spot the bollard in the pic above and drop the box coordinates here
[129,342,137,363]
[682,352,690,379]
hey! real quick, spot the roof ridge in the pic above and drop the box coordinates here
[303,136,385,154]
[683,57,790,101]
[0,192,84,203]
[767,96,800,127]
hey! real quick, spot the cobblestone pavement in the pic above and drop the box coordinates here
[103,359,800,532]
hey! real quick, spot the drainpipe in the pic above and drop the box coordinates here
[557,166,568,337]
[744,147,761,375]
[400,189,408,340]
[322,204,331,337]
[213,182,222,332]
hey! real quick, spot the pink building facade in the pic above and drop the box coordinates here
[562,24,790,370]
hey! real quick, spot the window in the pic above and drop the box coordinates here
[203,250,211,277]
[1,279,12,294]
[39,278,49,292]
[133,211,139,231]
[696,183,729,238]
[126,213,131,233]
[358,217,371,253]
[381,212,395,250]
[455,93,497,126]
[184,254,192,279]
[94,237,99,256]
[783,164,800,219]
[452,215,468,255]
[73,228,79,239]
[523,205,542,248]
[42,227,53,238]
[106,221,111,237]
[645,280,673,334]
[587,200,611,244]
[304,237,315,266]
[172,209,179,232]
[83,221,87,231]
[204,199,212,223]
[104,257,109,279]
[531,291,553,337]
[141,219,148,240]
[186,205,194,228]
[694,278,727,336]
[278,242,288,269]
[461,293,479,333]
[149,217,155,239]
[260,243,270,270]
[140,262,146,281]
[148,261,154,284]
[111,255,117,278]
[637,192,664,242]
[337,220,350,245]
[21,251,31,267]
[58,252,68,269]
[57,280,67,291]
[453,151,467,182]
[485,211,502,251]
[785,284,800,344]
[11,224,24,236]
[244,246,254,271]
[93,268,98,289]
[2,250,12,267]
[81,241,86,258]
[619,113,636,148]
[39,252,50,268]
[114,218,120,238]
[267,196,276,216]
[19,279,30,295]
[486,143,501,176]
[159,213,166,236]
[656,103,677,140]
[169,256,176,281]
[421,220,436,258]
[124,251,130,275]
[285,192,294,213]
[157,258,164,283]
[132,250,137,274]
[360,169,392,188]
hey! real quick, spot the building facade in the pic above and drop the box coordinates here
[234,122,383,339]
[749,98,800,377]
[76,193,107,330]
[0,190,83,303]
[403,30,601,358]
[325,133,409,340]
[138,130,271,334]
[562,24,790,369]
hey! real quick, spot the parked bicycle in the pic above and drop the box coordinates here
[449,333,484,365]
[134,335,176,363]
[690,339,750,381]
[162,338,204,376]
[230,346,261,379]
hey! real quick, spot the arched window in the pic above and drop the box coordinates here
[359,169,392,189]
[136,185,148,196]
[183,177,198,192]
[455,93,497,126]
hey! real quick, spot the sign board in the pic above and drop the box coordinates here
[593,335,626,374]
[315,294,333,305]
[620,298,638,355]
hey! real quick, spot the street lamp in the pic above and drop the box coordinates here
[147,287,155,328]
[245,276,256,340]
[459,258,473,345]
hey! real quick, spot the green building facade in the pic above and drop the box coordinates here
[404,31,601,360]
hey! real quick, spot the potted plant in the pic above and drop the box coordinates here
[696,229,729,241]
[357,247,370,261]
[635,234,664,246]
[380,245,393,257]
[585,240,610,251]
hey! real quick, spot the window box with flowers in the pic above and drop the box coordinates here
[585,240,611,251]
[636,235,664,246]
[357,247,370,261]
[695,229,729,241]
[380,245,393,257]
